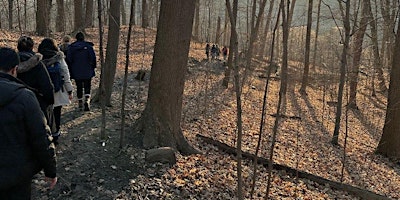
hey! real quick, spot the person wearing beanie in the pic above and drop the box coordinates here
[66,32,96,111]
[0,47,57,199]
[38,38,74,144]
[16,36,56,135]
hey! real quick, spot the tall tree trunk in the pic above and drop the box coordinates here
[287,0,296,27]
[138,0,198,155]
[366,0,387,92]
[377,14,400,159]
[241,0,268,89]
[36,0,50,36]
[103,0,121,105]
[193,0,200,40]
[8,0,13,30]
[97,0,106,139]
[141,0,148,28]
[348,0,368,109]
[225,1,243,198]
[299,0,313,94]
[120,0,127,25]
[215,16,221,44]
[332,0,350,145]
[311,0,321,70]
[74,0,84,32]
[56,0,65,32]
[259,0,275,59]
[85,0,94,28]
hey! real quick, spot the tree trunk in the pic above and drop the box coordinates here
[74,0,84,32]
[311,0,321,71]
[193,0,200,40]
[365,0,387,93]
[8,0,13,30]
[120,0,127,25]
[348,0,368,109]
[85,0,94,28]
[141,0,148,28]
[138,0,198,155]
[287,0,296,27]
[36,0,50,36]
[215,16,221,44]
[377,14,400,159]
[258,0,275,59]
[332,0,350,145]
[103,0,121,106]
[132,0,136,25]
[97,0,106,140]
[299,0,313,95]
[56,0,65,32]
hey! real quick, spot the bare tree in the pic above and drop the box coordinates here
[74,0,84,32]
[299,0,314,95]
[103,0,121,106]
[56,0,66,32]
[332,0,350,145]
[85,0,94,28]
[348,0,368,109]
[136,0,198,155]
[120,0,127,25]
[311,0,321,70]
[377,13,400,159]
[193,0,200,40]
[36,0,50,36]
[258,0,275,59]
[142,0,149,28]
[8,0,13,29]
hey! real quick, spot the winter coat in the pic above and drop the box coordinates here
[0,72,56,190]
[17,51,54,111]
[66,41,96,80]
[41,52,74,107]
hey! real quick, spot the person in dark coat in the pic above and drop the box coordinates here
[0,47,57,199]
[38,38,74,144]
[66,32,96,111]
[16,36,56,135]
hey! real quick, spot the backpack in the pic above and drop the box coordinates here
[46,62,64,92]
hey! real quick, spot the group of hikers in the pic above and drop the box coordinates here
[205,43,228,61]
[0,32,96,198]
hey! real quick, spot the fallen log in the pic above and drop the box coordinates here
[196,134,391,200]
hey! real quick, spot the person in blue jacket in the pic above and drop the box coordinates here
[0,47,57,199]
[66,32,96,111]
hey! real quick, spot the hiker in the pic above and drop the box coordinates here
[211,44,217,60]
[66,32,96,111]
[59,35,71,56]
[216,45,221,60]
[222,46,228,60]
[16,36,56,135]
[0,47,57,199]
[205,43,210,60]
[38,38,74,143]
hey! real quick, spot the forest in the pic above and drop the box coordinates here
[0,0,399,199]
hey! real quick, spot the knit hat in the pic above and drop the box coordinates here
[75,32,85,41]
[0,47,19,72]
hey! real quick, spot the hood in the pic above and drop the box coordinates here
[0,73,25,107]
[69,41,93,51]
[17,53,43,73]
[41,51,64,66]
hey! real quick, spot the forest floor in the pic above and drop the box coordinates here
[1,27,399,199]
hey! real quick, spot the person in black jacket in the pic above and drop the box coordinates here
[67,32,96,111]
[16,36,56,135]
[0,47,57,199]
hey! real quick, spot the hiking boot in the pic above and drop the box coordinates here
[52,132,60,145]
[84,102,90,111]
[84,95,91,111]
[78,99,83,111]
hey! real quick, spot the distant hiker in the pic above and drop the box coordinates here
[205,43,210,60]
[59,35,71,56]
[222,46,228,60]
[211,44,217,60]
[0,47,57,198]
[38,38,74,144]
[66,32,96,111]
[16,36,56,135]
[216,45,221,60]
